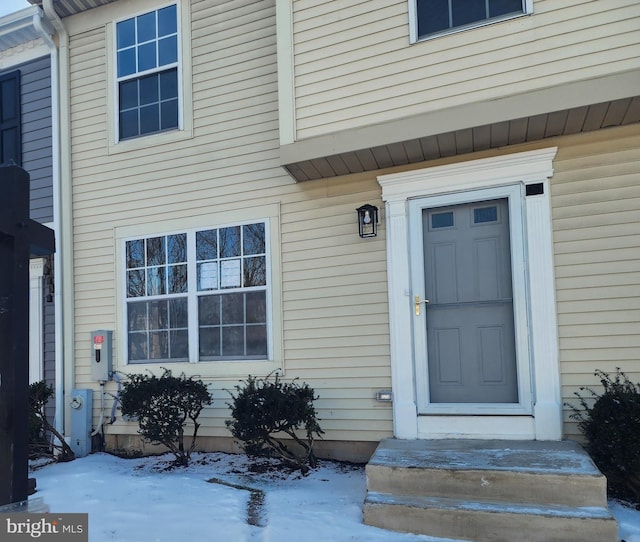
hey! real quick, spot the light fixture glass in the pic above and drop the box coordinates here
[356,204,379,238]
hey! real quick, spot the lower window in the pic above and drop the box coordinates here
[125,221,268,363]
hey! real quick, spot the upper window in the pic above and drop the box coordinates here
[412,0,528,41]
[125,222,269,364]
[116,4,179,140]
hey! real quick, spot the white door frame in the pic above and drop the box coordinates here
[378,147,562,441]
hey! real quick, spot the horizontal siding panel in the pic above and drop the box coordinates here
[282,251,385,275]
[286,358,390,373]
[192,0,274,35]
[554,234,639,256]
[283,260,387,284]
[287,366,391,378]
[71,144,281,185]
[284,272,387,294]
[557,297,640,314]
[551,149,640,181]
[283,239,384,264]
[558,323,639,339]
[553,170,640,200]
[561,348,639,362]
[552,128,640,438]
[284,305,387,324]
[555,259,640,278]
[295,8,636,78]
[67,0,638,450]
[554,220,640,243]
[282,279,388,303]
[297,50,638,134]
[554,207,640,231]
[285,321,388,340]
[558,309,640,326]
[199,405,392,424]
[284,291,387,312]
[292,0,640,138]
[556,284,637,301]
[552,183,640,210]
[560,335,640,350]
[310,408,392,422]
[72,178,288,222]
[67,0,393,448]
[296,20,638,98]
[285,334,389,350]
[71,144,281,191]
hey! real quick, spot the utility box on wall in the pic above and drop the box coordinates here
[69,389,93,458]
[90,329,113,381]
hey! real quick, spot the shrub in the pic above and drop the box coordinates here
[568,368,640,502]
[226,372,324,474]
[119,369,213,466]
[28,381,75,462]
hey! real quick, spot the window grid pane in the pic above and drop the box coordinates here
[127,223,268,363]
[128,298,188,363]
[119,69,178,140]
[198,291,268,360]
[116,4,179,140]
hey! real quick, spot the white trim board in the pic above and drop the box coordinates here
[29,258,45,384]
[377,147,561,441]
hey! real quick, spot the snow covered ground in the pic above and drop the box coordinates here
[29,452,640,542]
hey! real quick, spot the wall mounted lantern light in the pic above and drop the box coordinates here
[356,204,379,238]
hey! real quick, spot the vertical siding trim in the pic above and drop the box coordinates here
[29,258,45,383]
[525,179,563,440]
[276,0,296,144]
[383,199,417,438]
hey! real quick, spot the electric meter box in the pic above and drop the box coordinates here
[91,329,113,381]
[70,388,93,457]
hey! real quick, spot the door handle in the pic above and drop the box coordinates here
[415,295,430,316]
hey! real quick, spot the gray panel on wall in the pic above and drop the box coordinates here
[11,55,53,223]
[4,55,56,424]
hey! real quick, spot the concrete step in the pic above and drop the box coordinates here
[363,491,618,542]
[366,438,608,508]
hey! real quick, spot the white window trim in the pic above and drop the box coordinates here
[408,0,534,44]
[378,147,562,441]
[106,0,193,154]
[115,203,283,380]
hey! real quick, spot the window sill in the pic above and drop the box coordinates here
[108,126,193,156]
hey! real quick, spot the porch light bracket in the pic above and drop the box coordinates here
[356,204,379,238]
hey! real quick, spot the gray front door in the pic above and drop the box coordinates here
[423,198,518,404]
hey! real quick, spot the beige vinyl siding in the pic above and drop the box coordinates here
[68,0,639,448]
[292,0,640,139]
[68,0,393,444]
[551,126,640,439]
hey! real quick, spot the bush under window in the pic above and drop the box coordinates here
[226,372,324,474]
[119,369,212,466]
